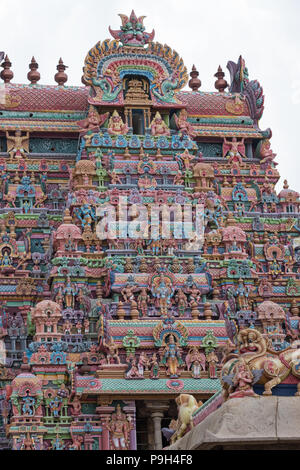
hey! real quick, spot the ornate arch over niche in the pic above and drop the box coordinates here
[82,13,188,106]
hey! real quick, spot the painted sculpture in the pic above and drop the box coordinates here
[0,11,298,452]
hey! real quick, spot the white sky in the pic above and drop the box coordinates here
[1,0,299,194]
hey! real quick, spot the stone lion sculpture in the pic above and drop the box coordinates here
[170,393,202,444]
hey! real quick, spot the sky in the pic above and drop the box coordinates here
[1,0,299,193]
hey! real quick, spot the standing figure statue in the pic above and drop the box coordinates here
[149,353,160,379]
[206,350,219,379]
[104,338,121,364]
[137,351,149,377]
[175,289,188,317]
[161,334,183,378]
[108,404,131,450]
[223,137,246,165]
[137,288,150,317]
[6,131,30,160]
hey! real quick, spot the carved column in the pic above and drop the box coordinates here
[124,401,137,450]
[96,405,115,450]
[145,401,169,450]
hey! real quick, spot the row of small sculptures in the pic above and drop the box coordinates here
[78,107,277,165]
[102,337,219,380]
[79,108,196,139]
[164,327,300,445]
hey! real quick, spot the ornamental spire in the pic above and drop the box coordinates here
[27,57,40,85]
[214,65,228,92]
[0,55,13,84]
[54,58,68,86]
[109,11,155,47]
[188,64,201,91]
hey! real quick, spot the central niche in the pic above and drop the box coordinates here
[123,75,152,135]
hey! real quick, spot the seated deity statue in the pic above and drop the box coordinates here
[108,110,129,135]
[150,112,170,136]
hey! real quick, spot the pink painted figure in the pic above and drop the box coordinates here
[108,110,129,135]
[223,137,246,165]
[108,404,130,450]
[104,338,121,364]
[188,284,202,305]
[77,106,109,133]
[121,284,136,303]
[150,112,170,136]
[228,360,259,399]
[259,139,278,166]
[174,109,196,139]
[173,171,184,185]
[69,395,82,416]
[137,288,150,316]
[206,351,219,379]
[109,170,123,185]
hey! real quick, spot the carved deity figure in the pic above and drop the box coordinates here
[175,288,188,316]
[77,106,109,134]
[121,284,137,303]
[223,137,246,165]
[70,395,82,416]
[108,110,129,135]
[104,338,121,364]
[153,273,174,315]
[227,360,259,399]
[109,170,123,185]
[173,170,184,186]
[185,346,206,375]
[22,392,36,416]
[162,334,183,377]
[174,109,196,139]
[188,284,202,305]
[150,112,170,136]
[149,353,160,379]
[108,404,130,450]
[206,351,218,379]
[63,277,77,309]
[230,279,250,310]
[179,149,195,170]
[6,131,29,160]
[137,351,149,376]
[69,435,83,451]
[259,139,278,166]
[137,288,150,316]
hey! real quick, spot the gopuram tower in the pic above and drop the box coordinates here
[0,11,299,450]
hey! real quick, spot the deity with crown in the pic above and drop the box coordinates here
[108,110,129,135]
[150,112,170,136]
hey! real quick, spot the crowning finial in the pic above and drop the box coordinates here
[1,55,13,84]
[109,11,155,47]
[214,65,228,92]
[54,58,68,86]
[188,65,201,91]
[27,57,40,85]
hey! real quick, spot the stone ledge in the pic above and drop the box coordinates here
[167,396,300,450]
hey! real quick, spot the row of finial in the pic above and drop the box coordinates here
[0,56,68,85]
[1,56,227,92]
[188,64,228,92]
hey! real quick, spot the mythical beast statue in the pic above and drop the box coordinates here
[222,328,300,396]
